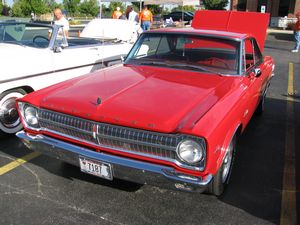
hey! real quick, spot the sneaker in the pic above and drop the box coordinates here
[291,49,298,53]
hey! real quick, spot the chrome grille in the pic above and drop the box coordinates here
[96,124,178,159]
[39,110,96,144]
[37,109,201,164]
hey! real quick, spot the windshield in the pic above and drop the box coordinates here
[0,22,52,48]
[125,33,240,75]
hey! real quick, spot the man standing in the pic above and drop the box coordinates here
[291,12,300,53]
[128,6,139,24]
[139,5,153,31]
[112,7,122,19]
[53,8,69,37]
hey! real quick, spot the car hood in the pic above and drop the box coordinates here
[30,65,237,133]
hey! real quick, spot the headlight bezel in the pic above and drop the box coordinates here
[18,102,40,129]
[176,137,206,169]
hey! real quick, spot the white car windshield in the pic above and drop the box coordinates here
[0,22,52,48]
[125,33,241,75]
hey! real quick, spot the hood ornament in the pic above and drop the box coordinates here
[96,97,102,105]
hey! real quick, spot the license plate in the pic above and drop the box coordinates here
[79,156,113,180]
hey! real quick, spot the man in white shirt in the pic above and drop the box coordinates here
[53,8,69,37]
[128,6,139,24]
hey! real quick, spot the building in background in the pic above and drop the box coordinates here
[230,0,300,17]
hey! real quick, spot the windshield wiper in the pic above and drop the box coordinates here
[138,60,226,76]
[139,61,170,66]
[172,63,225,76]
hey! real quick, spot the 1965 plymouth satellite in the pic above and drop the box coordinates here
[0,19,136,136]
[16,11,274,195]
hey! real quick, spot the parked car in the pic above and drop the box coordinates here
[0,19,136,137]
[16,11,274,195]
[163,11,194,23]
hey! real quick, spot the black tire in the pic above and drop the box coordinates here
[0,88,27,138]
[207,135,236,196]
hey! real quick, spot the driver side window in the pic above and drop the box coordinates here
[243,38,262,72]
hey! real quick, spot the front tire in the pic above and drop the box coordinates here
[207,135,236,196]
[0,89,27,138]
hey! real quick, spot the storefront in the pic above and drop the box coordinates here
[231,0,300,17]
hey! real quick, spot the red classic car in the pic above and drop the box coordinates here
[16,11,274,195]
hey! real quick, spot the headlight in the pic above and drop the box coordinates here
[24,106,39,127]
[176,139,205,164]
[18,102,40,129]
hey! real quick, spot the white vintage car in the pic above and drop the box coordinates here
[0,19,136,137]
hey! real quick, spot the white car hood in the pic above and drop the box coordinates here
[80,19,139,43]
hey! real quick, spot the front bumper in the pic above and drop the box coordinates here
[17,131,212,192]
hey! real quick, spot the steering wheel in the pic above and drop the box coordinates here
[33,35,49,45]
[206,57,230,69]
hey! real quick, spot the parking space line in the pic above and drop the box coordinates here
[280,63,297,225]
[0,151,40,176]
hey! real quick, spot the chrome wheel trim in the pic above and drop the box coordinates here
[0,92,24,133]
[221,141,234,183]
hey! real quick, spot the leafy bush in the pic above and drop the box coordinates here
[203,0,228,10]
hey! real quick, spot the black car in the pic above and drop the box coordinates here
[163,11,194,23]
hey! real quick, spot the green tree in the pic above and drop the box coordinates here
[203,0,228,10]
[171,5,196,12]
[108,1,125,15]
[29,0,49,14]
[0,2,3,15]
[131,2,141,12]
[63,0,80,15]
[11,0,48,17]
[45,0,60,11]
[79,0,98,17]
[11,0,24,17]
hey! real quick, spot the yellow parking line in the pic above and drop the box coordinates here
[280,63,297,225]
[0,151,40,176]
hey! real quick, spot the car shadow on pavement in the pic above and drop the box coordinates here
[219,97,299,224]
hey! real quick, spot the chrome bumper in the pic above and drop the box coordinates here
[17,131,212,192]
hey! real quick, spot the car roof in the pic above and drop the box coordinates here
[148,27,249,40]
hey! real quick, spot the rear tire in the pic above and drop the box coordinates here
[207,135,236,196]
[0,89,27,138]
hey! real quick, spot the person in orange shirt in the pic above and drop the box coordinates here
[139,5,153,31]
[291,12,300,53]
[112,7,122,19]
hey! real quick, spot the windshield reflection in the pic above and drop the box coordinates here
[125,33,240,75]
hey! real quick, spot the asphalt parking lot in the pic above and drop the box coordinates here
[0,30,299,225]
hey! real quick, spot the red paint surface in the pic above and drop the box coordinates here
[192,10,270,52]
[19,18,274,178]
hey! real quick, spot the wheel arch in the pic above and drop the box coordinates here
[1,86,34,96]
[216,123,243,170]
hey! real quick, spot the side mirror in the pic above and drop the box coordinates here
[121,55,127,63]
[254,68,262,77]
